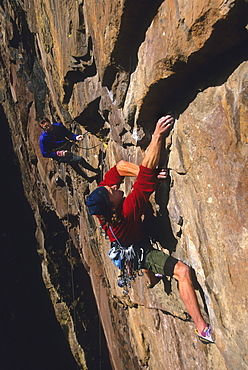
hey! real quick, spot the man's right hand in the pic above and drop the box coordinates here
[153,115,175,138]
[141,115,175,170]
[56,150,67,157]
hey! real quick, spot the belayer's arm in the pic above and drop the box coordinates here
[39,135,61,160]
[59,123,77,141]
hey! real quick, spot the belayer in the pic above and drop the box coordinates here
[39,118,99,182]
[86,115,214,344]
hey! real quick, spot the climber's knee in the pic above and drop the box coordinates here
[173,261,191,282]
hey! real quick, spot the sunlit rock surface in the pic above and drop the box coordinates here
[0,0,247,369]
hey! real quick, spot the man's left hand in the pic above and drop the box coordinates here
[157,168,168,180]
[76,135,85,141]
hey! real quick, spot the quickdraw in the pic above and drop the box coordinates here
[108,226,144,295]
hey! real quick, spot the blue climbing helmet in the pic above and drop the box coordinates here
[86,186,112,220]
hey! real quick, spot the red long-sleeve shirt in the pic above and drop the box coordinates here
[98,165,158,246]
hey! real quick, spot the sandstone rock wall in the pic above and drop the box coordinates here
[0,0,247,369]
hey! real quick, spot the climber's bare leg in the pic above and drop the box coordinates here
[173,261,206,333]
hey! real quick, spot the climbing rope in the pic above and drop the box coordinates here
[62,142,105,368]
[77,143,101,150]
[98,277,102,370]
[75,132,102,150]
[63,167,79,370]
[51,127,106,367]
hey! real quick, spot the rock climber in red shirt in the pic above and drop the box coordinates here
[86,115,214,344]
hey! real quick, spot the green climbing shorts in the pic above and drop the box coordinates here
[144,249,178,277]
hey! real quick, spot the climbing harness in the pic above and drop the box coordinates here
[106,226,144,295]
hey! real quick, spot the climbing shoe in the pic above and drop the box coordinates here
[147,283,156,289]
[195,324,214,344]
[147,276,162,289]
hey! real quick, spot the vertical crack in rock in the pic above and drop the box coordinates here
[63,37,97,105]
[102,0,165,106]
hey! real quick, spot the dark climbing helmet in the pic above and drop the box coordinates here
[86,186,112,219]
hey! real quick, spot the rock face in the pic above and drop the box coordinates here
[0,0,247,369]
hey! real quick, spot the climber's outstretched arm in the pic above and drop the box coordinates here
[142,115,174,170]
[116,160,169,180]
[116,160,139,177]
[116,115,174,179]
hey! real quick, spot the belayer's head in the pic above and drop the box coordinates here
[86,185,124,224]
[40,118,53,132]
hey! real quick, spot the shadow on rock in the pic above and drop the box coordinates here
[144,176,177,254]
